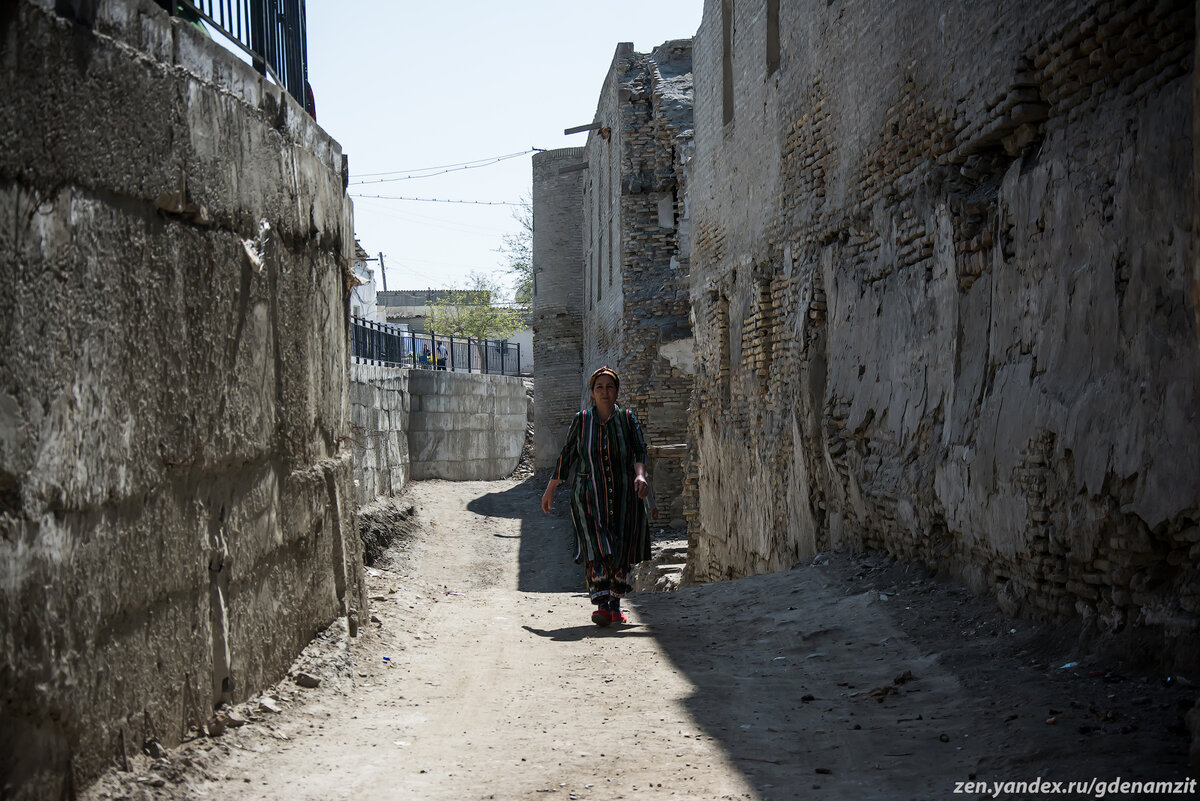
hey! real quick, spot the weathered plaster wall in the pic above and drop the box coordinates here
[1195,0,1200,356]
[506,326,534,375]
[580,41,695,527]
[0,0,362,796]
[689,0,1199,666]
[408,371,527,481]
[350,364,410,507]
[532,149,586,469]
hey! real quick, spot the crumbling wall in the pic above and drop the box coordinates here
[689,0,1199,667]
[580,42,695,527]
[0,0,362,795]
[531,149,585,469]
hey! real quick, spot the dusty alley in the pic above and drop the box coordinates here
[84,476,1194,801]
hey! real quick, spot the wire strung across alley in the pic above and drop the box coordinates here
[349,194,524,205]
[348,149,538,185]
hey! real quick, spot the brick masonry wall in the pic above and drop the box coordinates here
[579,42,696,528]
[532,149,586,469]
[688,0,1199,667]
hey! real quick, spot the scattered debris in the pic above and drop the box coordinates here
[294,672,321,689]
[142,738,168,760]
[856,684,899,701]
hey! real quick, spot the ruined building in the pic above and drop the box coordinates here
[534,41,695,528]
[687,0,1199,666]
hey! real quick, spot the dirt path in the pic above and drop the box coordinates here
[84,475,1194,801]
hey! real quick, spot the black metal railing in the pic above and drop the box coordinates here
[350,317,522,377]
[155,0,311,115]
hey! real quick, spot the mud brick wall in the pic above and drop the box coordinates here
[0,1,362,795]
[579,42,696,528]
[532,148,586,469]
[688,0,1199,667]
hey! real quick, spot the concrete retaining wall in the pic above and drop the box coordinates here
[408,371,527,480]
[0,0,361,796]
[350,364,410,507]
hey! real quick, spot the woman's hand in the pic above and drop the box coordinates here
[633,463,649,500]
[541,479,561,513]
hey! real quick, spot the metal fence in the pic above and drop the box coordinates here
[351,317,522,376]
[155,0,311,115]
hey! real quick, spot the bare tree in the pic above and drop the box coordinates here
[497,194,532,309]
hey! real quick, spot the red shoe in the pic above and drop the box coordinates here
[591,608,612,627]
[610,608,628,624]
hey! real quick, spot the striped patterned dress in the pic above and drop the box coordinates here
[552,405,651,569]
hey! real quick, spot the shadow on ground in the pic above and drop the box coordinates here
[488,476,1196,799]
[468,473,577,594]
[631,557,1196,800]
[521,623,656,642]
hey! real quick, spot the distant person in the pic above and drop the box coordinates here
[540,366,650,627]
[436,341,448,370]
[420,345,431,367]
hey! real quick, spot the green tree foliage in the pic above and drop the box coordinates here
[498,195,532,309]
[427,272,524,341]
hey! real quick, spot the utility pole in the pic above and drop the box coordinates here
[378,252,387,291]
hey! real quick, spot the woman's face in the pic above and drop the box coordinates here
[591,375,618,407]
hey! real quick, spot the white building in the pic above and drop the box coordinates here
[350,242,380,323]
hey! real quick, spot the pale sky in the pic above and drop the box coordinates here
[304,2,703,297]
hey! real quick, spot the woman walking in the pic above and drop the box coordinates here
[541,366,651,626]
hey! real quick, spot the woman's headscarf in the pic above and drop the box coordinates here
[589,365,620,393]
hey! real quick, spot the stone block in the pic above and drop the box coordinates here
[0,2,359,791]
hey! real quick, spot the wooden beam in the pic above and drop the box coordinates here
[563,122,603,135]
[557,162,589,175]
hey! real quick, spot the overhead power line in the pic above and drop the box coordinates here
[351,194,523,206]
[353,150,532,177]
[350,149,536,185]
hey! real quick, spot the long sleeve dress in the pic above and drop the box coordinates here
[552,405,651,570]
